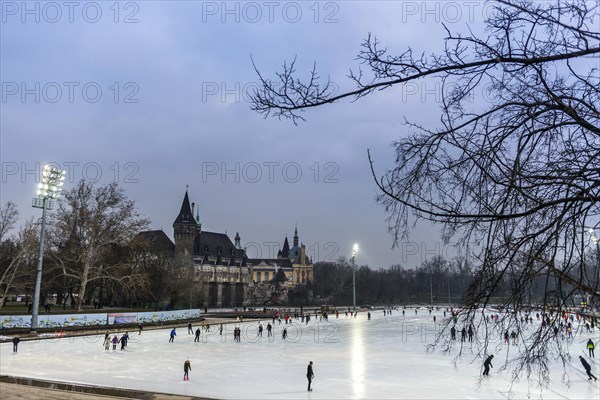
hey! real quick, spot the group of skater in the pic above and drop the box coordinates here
[103,331,129,351]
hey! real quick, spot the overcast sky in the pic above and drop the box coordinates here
[1,1,504,268]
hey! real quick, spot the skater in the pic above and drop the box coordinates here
[282,327,288,340]
[579,356,597,380]
[123,332,129,348]
[120,334,126,350]
[461,327,467,342]
[483,355,494,376]
[194,327,201,342]
[450,326,456,340]
[169,328,176,343]
[111,334,118,351]
[587,339,595,358]
[267,323,272,337]
[258,323,263,337]
[307,361,314,391]
[467,326,474,342]
[368,312,371,320]
[219,324,223,336]
[104,335,110,351]
[138,323,143,335]
[12,336,20,353]
[188,322,193,335]
[183,358,192,381]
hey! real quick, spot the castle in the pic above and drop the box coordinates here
[138,189,314,307]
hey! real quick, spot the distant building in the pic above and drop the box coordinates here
[250,228,314,287]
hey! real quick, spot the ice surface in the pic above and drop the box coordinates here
[1,309,599,399]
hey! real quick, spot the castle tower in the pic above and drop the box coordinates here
[173,189,198,257]
[235,232,241,249]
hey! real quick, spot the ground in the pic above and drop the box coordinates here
[1,308,598,399]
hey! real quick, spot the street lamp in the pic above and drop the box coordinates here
[31,164,66,332]
[352,243,359,309]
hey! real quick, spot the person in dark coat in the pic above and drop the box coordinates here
[183,358,191,381]
[194,327,201,342]
[307,361,314,391]
[12,336,20,353]
[579,356,598,380]
[483,354,494,376]
[188,322,193,335]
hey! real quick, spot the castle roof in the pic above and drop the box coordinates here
[173,190,197,227]
[193,231,245,260]
[131,230,175,254]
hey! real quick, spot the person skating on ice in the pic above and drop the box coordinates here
[169,328,176,343]
[483,355,494,376]
[183,358,191,381]
[194,327,201,342]
[12,336,20,353]
[188,322,193,335]
[307,361,314,391]
[579,356,598,380]
[587,339,595,358]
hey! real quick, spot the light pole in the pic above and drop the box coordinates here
[352,243,359,309]
[31,165,66,332]
[429,268,434,308]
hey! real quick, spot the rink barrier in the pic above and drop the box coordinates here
[0,375,216,399]
[0,309,201,329]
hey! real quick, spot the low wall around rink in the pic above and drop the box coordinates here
[0,309,201,329]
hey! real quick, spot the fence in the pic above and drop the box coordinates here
[0,309,201,329]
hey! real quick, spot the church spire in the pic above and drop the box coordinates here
[293,226,299,247]
[281,236,290,258]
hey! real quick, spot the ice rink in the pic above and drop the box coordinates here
[1,309,599,399]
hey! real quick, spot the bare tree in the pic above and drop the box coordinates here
[250,0,600,382]
[48,180,149,311]
[0,218,38,310]
[0,201,19,243]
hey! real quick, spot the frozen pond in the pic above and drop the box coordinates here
[1,309,598,399]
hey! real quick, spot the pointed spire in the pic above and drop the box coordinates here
[293,226,299,247]
[235,232,241,249]
[281,236,290,258]
[173,189,197,226]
